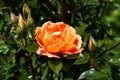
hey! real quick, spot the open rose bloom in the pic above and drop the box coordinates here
[35,21,84,58]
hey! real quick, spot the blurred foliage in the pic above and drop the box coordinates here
[0,0,120,80]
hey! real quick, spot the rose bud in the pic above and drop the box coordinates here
[10,12,17,23]
[22,3,31,17]
[27,13,34,27]
[88,35,96,51]
[16,14,27,34]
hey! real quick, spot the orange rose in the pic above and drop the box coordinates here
[36,21,83,58]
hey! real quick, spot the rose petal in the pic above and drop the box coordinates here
[42,32,53,46]
[56,22,67,32]
[74,34,82,49]
[35,27,41,34]
[61,48,84,55]
[69,26,76,35]
[43,21,59,32]
[36,28,45,47]
[41,21,51,33]
[46,44,64,53]
[36,47,60,58]
[36,37,44,48]
[52,31,61,36]
[62,26,76,44]
[77,48,84,53]
[36,47,47,55]
[60,44,77,52]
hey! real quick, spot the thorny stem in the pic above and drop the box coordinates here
[22,38,36,80]
[103,41,120,53]
[93,59,98,69]
[25,53,36,80]
[93,42,120,70]
[96,41,120,58]
[99,1,108,18]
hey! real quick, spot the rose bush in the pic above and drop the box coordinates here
[35,21,83,58]
[1,1,120,79]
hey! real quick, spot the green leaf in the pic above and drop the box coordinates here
[10,49,16,54]
[19,69,31,80]
[1,63,15,72]
[5,72,13,80]
[99,64,113,80]
[100,17,110,26]
[4,12,10,21]
[0,0,4,7]
[73,52,89,65]
[28,0,38,8]
[20,57,26,66]
[63,78,73,80]
[75,21,88,35]
[78,70,105,79]
[87,0,99,6]
[48,59,62,74]
[64,53,81,59]
[0,73,4,79]
[0,43,9,55]
[106,28,112,35]
[28,29,33,39]
[41,67,48,80]
[0,18,3,29]
[97,40,103,48]
[26,42,38,53]
[113,36,120,41]
[109,58,120,66]
[17,42,25,49]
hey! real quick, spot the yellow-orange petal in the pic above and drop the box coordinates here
[36,29,45,48]
[36,47,60,58]
[60,43,76,52]
[42,32,53,47]
[35,27,41,34]
[62,26,76,44]
[36,37,44,48]
[46,44,64,53]
[52,31,61,36]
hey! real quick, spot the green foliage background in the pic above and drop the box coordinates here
[0,0,120,80]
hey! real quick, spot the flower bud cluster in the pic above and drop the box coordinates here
[10,3,34,35]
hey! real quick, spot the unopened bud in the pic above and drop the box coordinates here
[27,13,34,27]
[88,35,96,51]
[23,3,31,17]
[16,14,27,34]
[10,12,17,23]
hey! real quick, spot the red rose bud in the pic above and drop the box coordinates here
[22,3,31,17]
[16,14,27,34]
[27,13,34,27]
[88,35,96,51]
[10,12,17,23]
